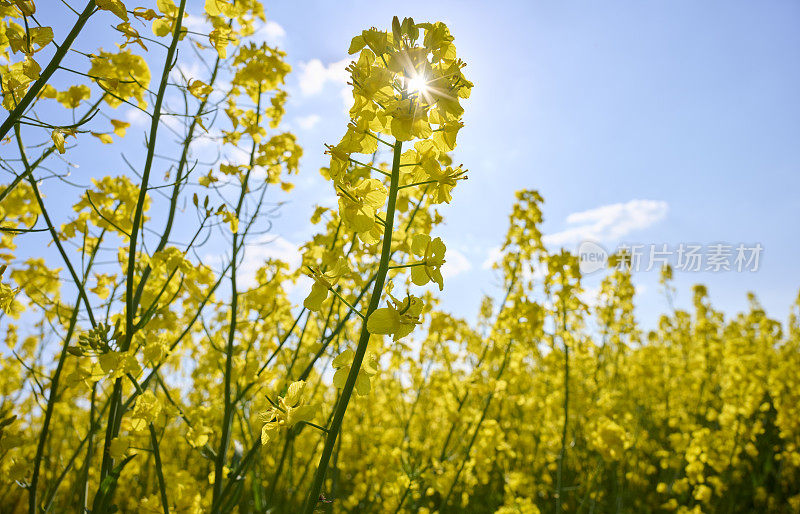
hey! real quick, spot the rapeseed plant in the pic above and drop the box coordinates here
[0,2,798,513]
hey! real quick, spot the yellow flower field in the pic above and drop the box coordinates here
[1,1,799,512]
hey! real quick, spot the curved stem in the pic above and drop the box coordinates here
[97,0,187,494]
[555,289,570,512]
[212,82,263,502]
[27,264,97,513]
[148,424,170,514]
[0,0,97,141]
[0,95,105,204]
[301,139,403,513]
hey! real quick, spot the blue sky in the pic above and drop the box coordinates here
[261,0,800,326]
[16,0,800,329]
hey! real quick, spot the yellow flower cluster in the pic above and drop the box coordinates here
[305,14,471,361]
[1,3,798,514]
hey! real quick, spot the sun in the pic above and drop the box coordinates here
[406,74,429,95]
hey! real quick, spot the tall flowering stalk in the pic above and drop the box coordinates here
[4,2,800,513]
[2,0,300,511]
[299,16,472,512]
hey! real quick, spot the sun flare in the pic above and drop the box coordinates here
[406,74,429,95]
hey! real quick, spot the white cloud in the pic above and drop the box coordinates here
[480,199,666,281]
[543,200,668,247]
[226,146,251,167]
[239,235,302,288]
[251,20,286,45]
[441,249,472,279]
[161,113,184,133]
[319,194,338,208]
[184,14,209,32]
[296,114,321,130]
[172,59,203,83]
[340,85,354,113]
[125,107,149,127]
[297,58,350,96]
[189,128,223,156]
[482,246,503,270]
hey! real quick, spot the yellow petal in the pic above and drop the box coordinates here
[394,321,416,342]
[348,35,365,54]
[286,405,317,427]
[390,117,414,142]
[332,367,349,389]
[303,282,328,312]
[91,132,113,144]
[96,0,129,21]
[367,307,399,335]
[156,0,176,15]
[431,268,444,291]
[332,348,354,369]
[430,237,446,260]
[354,372,371,396]
[205,0,224,16]
[411,265,429,287]
[261,423,279,445]
[110,119,130,137]
[411,234,430,256]
[284,381,305,406]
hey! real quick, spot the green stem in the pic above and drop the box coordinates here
[25,215,108,513]
[0,95,104,204]
[149,425,170,514]
[555,288,570,513]
[301,139,403,513]
[213,83,262,502]
[16,139,108,505]
[76,383,97,511]
[440,340,514,512]
[398,179,437,190]
[328,287,365,320]
[97,0,187,493]
[347,157,391,177]
[388,262,424,270]
[17,126,98,328]
[265,431,293,506]
[28,295,81,514]
[0,0,97,141]
[129,53,223,316]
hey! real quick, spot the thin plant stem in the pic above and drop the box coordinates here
[0,0,97,141]
[301,139,404,513]
[97,0,188,494]
[213,82,263,502]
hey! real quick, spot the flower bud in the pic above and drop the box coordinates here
[14,0,36,16]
